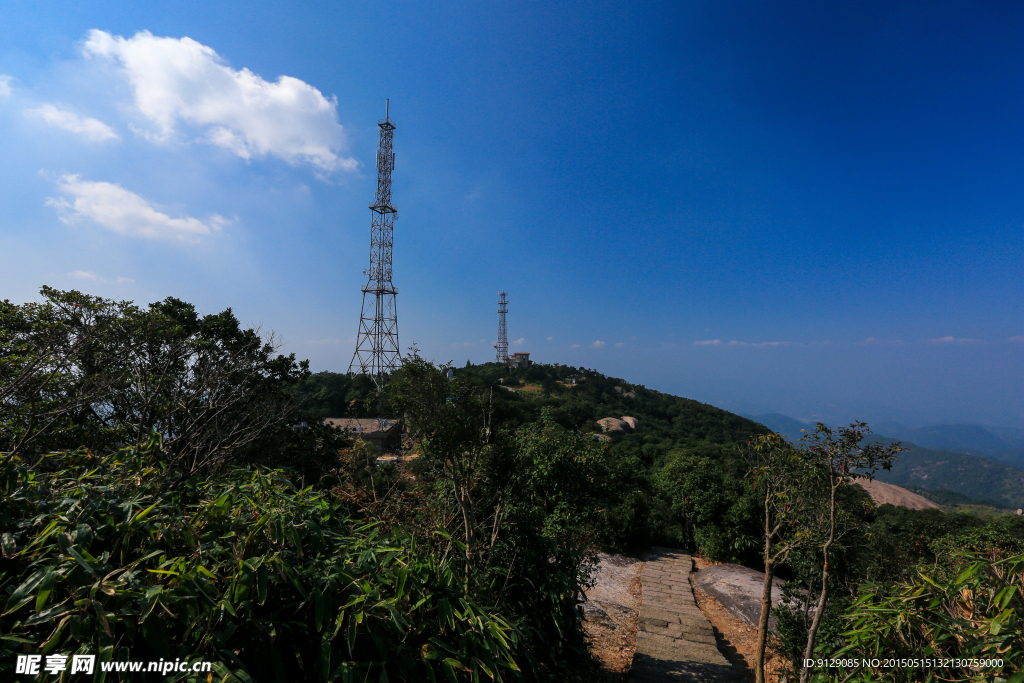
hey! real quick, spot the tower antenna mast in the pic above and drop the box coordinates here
[493,290,508,363]
[349,101,400,388]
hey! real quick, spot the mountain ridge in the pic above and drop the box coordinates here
[747,413,1024,509]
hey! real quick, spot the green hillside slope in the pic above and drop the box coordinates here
[744,413,1024,510]
[458,362,769,446]
[295,362,770,449]
[869,436,1024,509]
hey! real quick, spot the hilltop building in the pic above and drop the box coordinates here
[505,352,533,368]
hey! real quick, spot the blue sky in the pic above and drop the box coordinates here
[1,0,1021,428]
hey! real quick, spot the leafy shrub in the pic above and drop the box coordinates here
[0,448,521,682]
[824,552,1024,682]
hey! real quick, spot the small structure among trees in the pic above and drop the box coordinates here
[505,351,533,368]
[323,417,400,453]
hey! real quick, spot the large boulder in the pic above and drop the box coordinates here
[598,417,629,434]
[621,416,639,430]
[692,563,796,632]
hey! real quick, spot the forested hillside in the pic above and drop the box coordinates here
[4,292,1023,682]
[749,413,1024,509]
[296,362,767,447]
[870,436,1024,509]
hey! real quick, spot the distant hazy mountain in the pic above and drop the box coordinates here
[989,427,1024,449]
[748,413,1024,509]
[868,436,1024,509]
[873,423,1013,454]
[991,449,1024,470]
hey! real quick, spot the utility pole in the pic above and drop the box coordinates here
[493,290,508,363]
[349,101,400,389]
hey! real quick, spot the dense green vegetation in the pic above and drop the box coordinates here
[1,448,521,683]
[0,291,608,682]
[5,289,1024,682]
[902,486,1008,511]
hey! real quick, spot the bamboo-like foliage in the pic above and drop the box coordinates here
[825,553,1024,682]
[0,446,521,683]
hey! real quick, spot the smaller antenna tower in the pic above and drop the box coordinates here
[493,290,508,363]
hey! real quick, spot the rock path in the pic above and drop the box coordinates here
[629,547,746,682]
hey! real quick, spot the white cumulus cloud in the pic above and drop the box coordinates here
[25,104,119,141]
[591,340,606,348]
[82,29,357,174]
[0,75,12,96]
[512,337,525,346]
[47,174,227,242]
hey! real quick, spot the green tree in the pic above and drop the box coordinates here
[388,356,493,571]
[746,433,818,683]
[795,422,901,683]
[1,288,309,478]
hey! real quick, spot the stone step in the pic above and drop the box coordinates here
[629,548,747,682]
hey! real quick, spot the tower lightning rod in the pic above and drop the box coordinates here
[348,101,400,389]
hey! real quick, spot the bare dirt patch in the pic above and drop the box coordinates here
[855,478,940,510]
[582,553,645,680]
[690,557,789,682]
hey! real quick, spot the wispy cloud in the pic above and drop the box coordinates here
[694,339,721,346]
[570,344,580,349]
[47,173,228,242]
[69,270,133,284]
[547,336,553,341]
[728,340,792,348]
[615,342,624,347]
[25,104,119,141]
[512,337,525,346]
[927,336,983,344]
[1006,336,1024,344]
[83,30,357,175]
[591,340,606,348]
[858,337,903,346]
[0,75,12,97]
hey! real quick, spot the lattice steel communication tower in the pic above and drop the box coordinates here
[349,101,400,389]
[493,290,508,363]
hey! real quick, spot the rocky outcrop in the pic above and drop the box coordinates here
[599,416,640,434]
[691,563,789,632]
[855,478,941,510]
[599,417,630,434]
